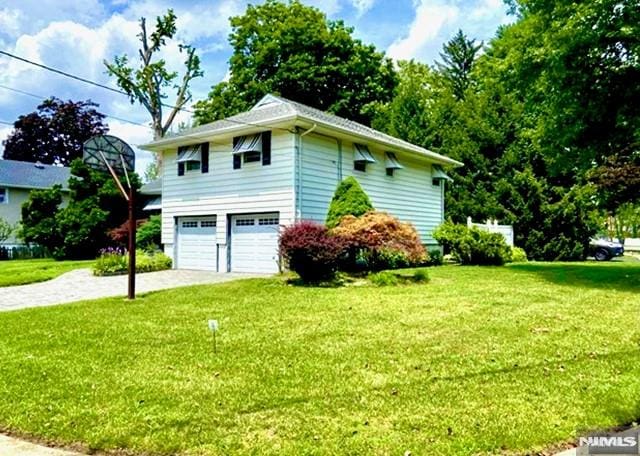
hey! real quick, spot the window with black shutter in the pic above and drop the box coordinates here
[201,142,209,173]
[231,131,272,169]
[261,131,271,165]
[177,146,185,176]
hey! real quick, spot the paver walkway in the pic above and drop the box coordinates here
[0,268,260,312]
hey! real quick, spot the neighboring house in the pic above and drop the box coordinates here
[140,179,161,214]
[141,94,463,273]
[0,159,71,246]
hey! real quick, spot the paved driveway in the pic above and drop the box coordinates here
[0,269,260,312]
[0,434,80,456]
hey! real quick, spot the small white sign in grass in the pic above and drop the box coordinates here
[208,319,219,353]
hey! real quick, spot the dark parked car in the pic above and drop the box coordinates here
[589,238,624,261]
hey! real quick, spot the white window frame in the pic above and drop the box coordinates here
[0,187,7,204]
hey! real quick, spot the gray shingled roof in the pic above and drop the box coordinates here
[140,179,161,195]
[0,159,71,190]
[143,94,463,167]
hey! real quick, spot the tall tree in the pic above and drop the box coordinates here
[493,0,640,184]
[20,160,142,259]
[436,30,482,100]
[105,9,203,140]
[194,0,397,126]
[2,98,108,165]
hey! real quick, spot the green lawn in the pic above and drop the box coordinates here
[0,259,93,287]
[0,262,639,455]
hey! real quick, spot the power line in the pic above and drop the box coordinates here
[0,83,260,150]
[0,50,129,97]
[0,84,151,128]
[0,50,293,134]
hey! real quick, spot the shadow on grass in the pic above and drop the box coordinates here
[508,261,640,292]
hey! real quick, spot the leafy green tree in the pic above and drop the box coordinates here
[20,186,64,248]
[325,177,373,228]
[436,30,482,100]
[2,98,108,165]
[137,215,162,249]
[370,60,435,148]
[589,150,640,212]
[490,0,640,184]
[194,0,397,126]
[20,160,141,259]
[495,170,599,260]
[105,9,203,140]
[0,218,15,244]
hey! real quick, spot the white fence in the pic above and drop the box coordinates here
[624,238,640,252]
[467,217,514,247]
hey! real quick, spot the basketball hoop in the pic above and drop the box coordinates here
[83,135,138,300]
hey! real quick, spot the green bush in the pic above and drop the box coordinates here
[137,215,162,249]
[412,269,429,282]
[433,221,512,266]
[510,246,528,263]
[93,248,172,276]
[368,271,400,286]
[368,269,429,286]
[426,249,443,266]
[325,176,374,228]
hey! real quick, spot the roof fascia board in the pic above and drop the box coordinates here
[0,183,70,191]
[139,113,298,151]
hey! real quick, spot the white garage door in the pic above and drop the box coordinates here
[230,213,280,273]
[176,216,217,270]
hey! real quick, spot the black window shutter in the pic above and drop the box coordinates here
[201,142,209,173]
[177,146,185,176]
[233,154,241,170]
[262,131,272,165]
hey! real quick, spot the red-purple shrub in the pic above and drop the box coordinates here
[279,221,346,282]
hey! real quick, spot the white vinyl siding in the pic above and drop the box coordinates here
[299,134,444,245]
[160,131,295,267]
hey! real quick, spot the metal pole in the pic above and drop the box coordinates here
[128,187,136,299]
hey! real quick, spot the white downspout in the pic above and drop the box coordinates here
[297,124,317,221]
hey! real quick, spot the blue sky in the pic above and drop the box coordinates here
[0,0,512,173]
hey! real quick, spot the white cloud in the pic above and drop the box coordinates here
[106,120,155,174]
[385,0,512,63]
[0,8,24,38]
[303,0,342,17]
[350,0,376,16]
[0,0,107,35]
[469,0,512,26]
[387,0,459,62]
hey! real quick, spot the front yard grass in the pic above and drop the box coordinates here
[0,258,94,287]
[0,262,639,455]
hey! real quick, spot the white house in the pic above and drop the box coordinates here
[0,159,71,247]
[140,94,462,273]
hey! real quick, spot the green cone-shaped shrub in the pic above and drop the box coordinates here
[325,176,374,228]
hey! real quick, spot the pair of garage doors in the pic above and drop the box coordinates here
[176,213,280,273]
